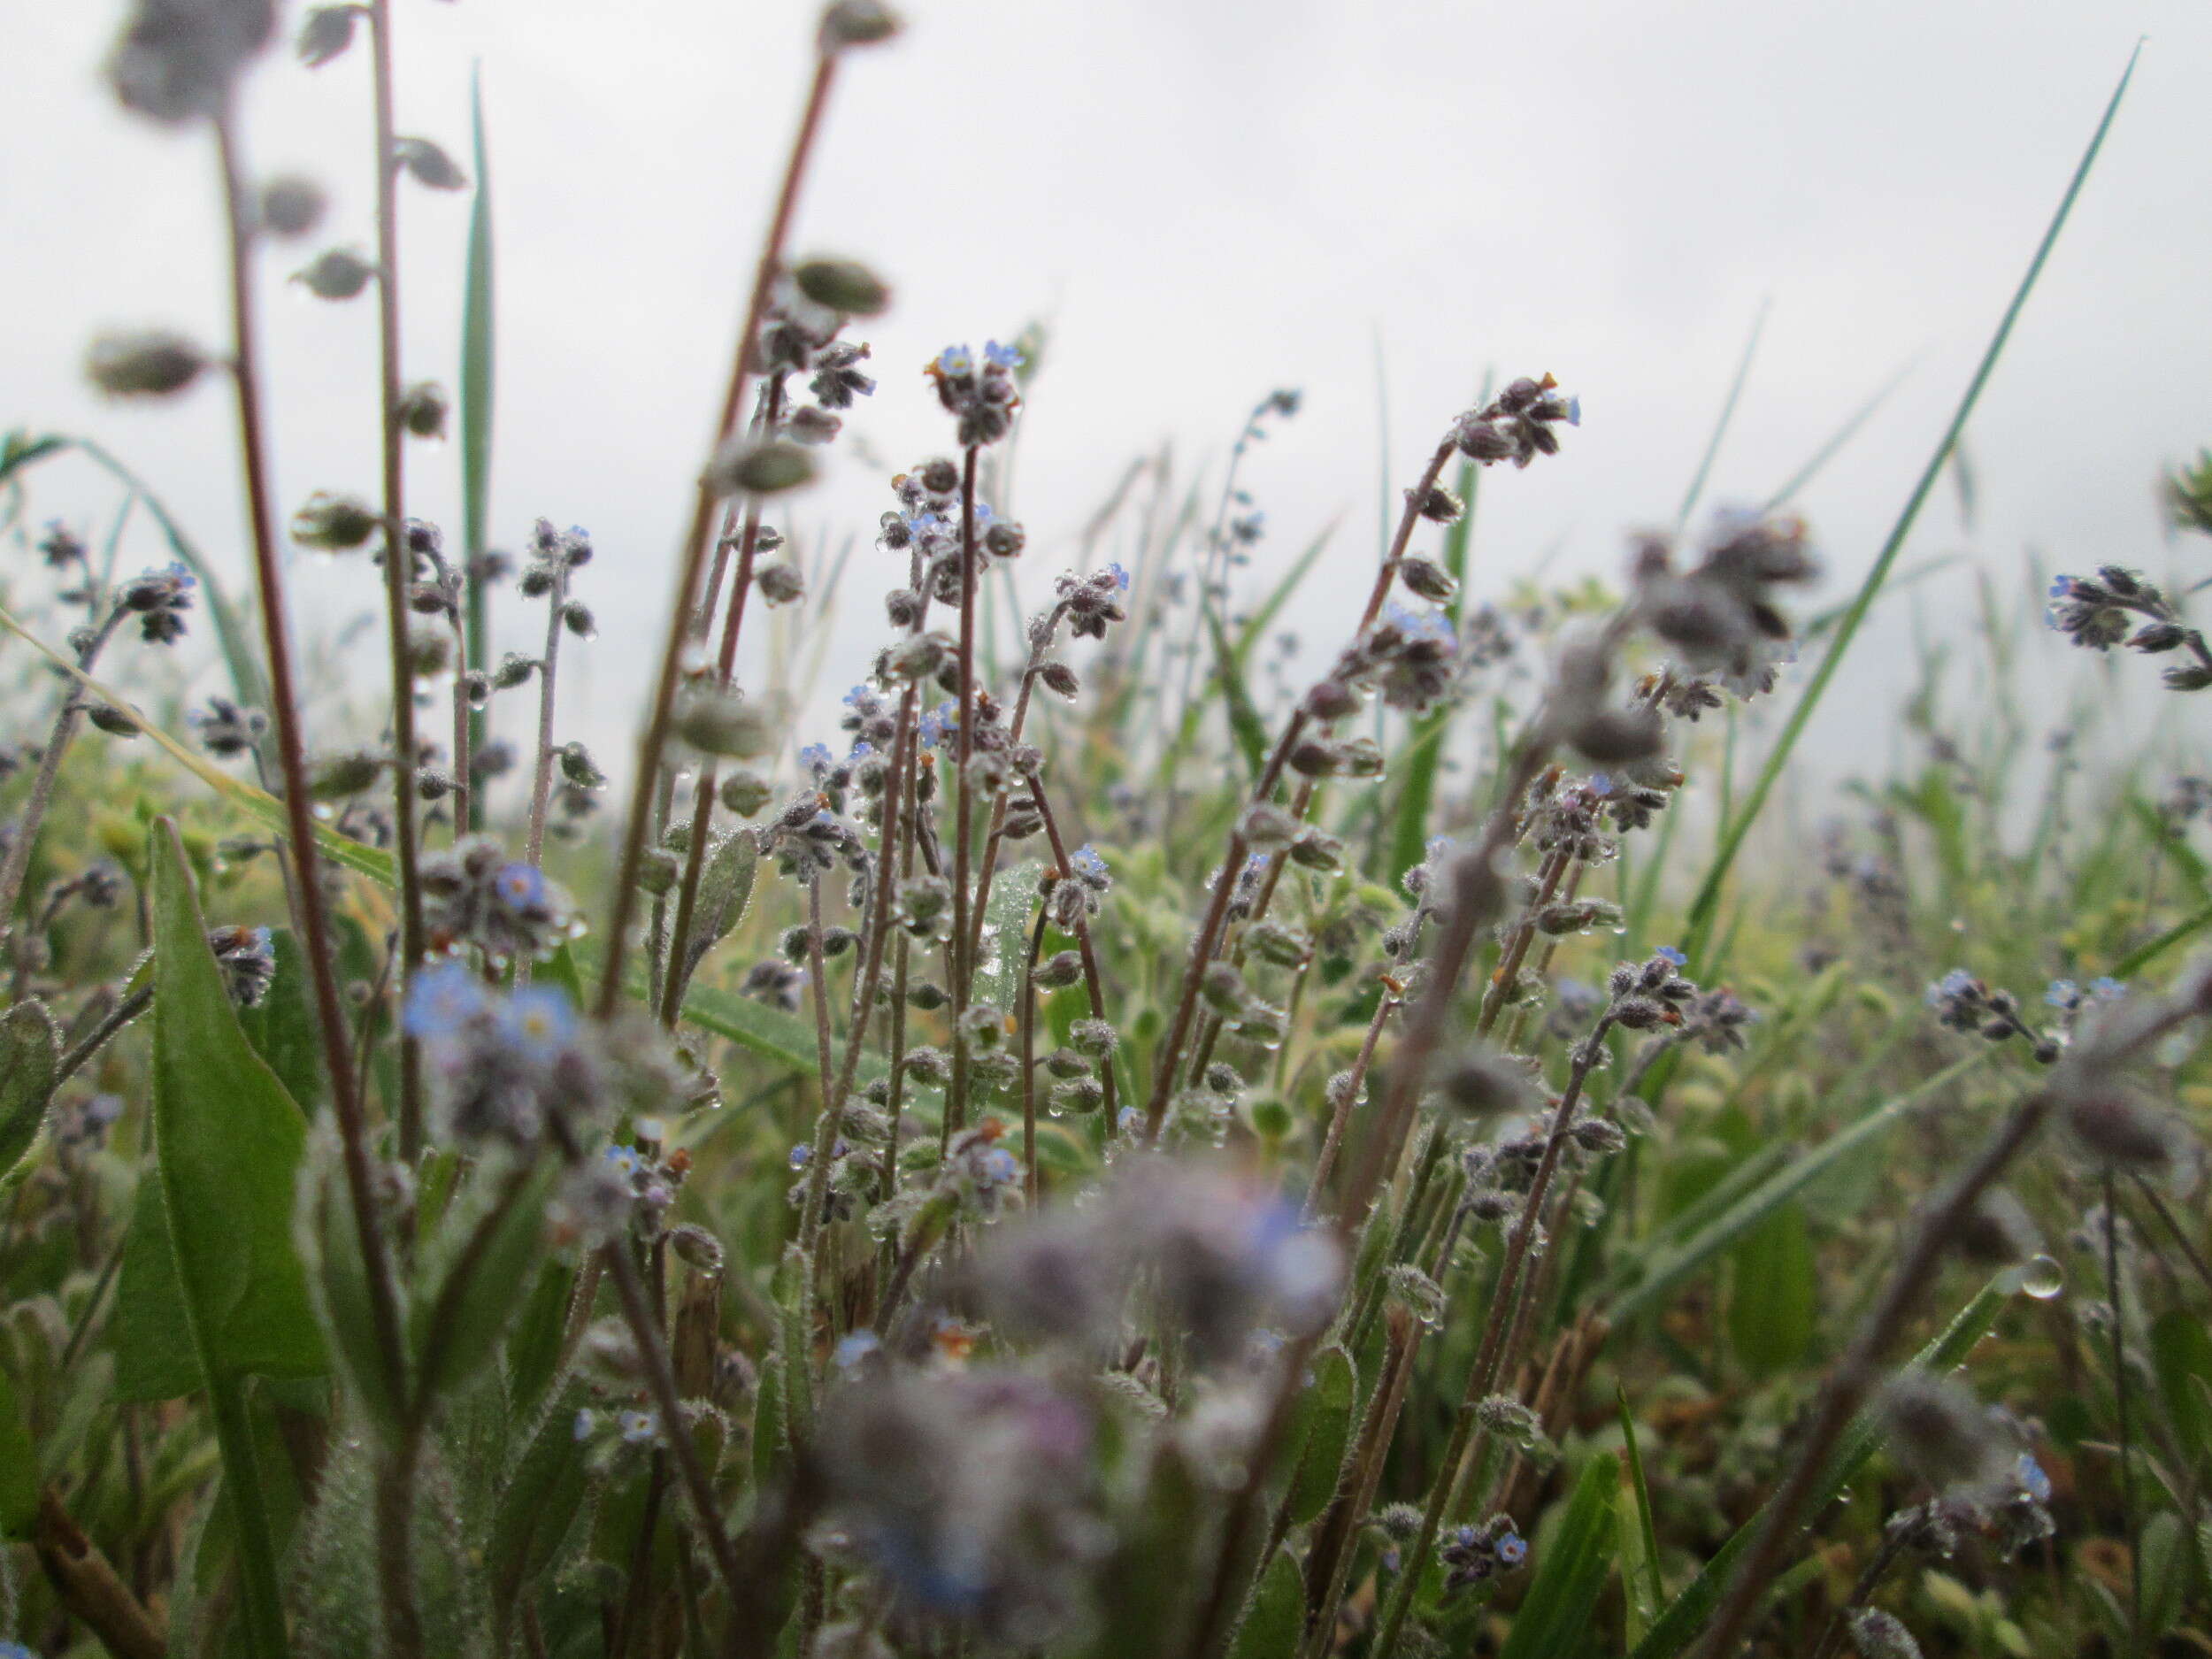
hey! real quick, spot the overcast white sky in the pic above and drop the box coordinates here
[5,1,2209,823]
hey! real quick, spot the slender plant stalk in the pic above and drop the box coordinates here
[944,445,984,1144]
[523,567,569,867]
[595,50,841,1018]
[1018,896,1051,1210]
[214,103,415,1658]
[1366,1012,1618,1659]
[367,0,429,1165]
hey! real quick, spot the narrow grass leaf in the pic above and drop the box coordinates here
[1605,1052,1984,1323]
[1679,45,2142,970]
[1617,1388,1667,1640]
[1498,1451,1620,1659]
[1629,1276,2009,1659]
[1677,297,1769,531]
[0,600,398,888]
[461,61,497,831]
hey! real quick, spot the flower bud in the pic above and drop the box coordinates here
[259,175,327,238]
[393,136,468,191]
[85,329,208,398]
[756,563,806,606]
[88,703,142,738]
[296,248,378,300]
[706,438,817,497]
[819,0,902,48]
[397,381,449,439]
[718,770,772,817]
[673,686,777,757]
[794,257,891,317]
[1033,950,1083,991]
[297,6,359,67]
[1052,1076,1107,1115]
[1398,556,1458,603]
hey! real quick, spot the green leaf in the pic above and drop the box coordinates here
[1630,1276,2009,1659]
[148,820,326,1383]
[2113,900,2212,979]
[505,1260,575,1418]
[237,927,325,1113]
[1678,45,2142,970]
[1230,1546,1304,1659]
[140,822,326,1658]
[2151,1309,2212,1467]
[674,830,757,1003]
[0,1000,59,1185]
[1282,1344,1357,1528]
[0,1361,35,1537]
[113,1178,200,1402]
[1726,1202,1817,1375]
[1498,1452,1619,1659]
[2141,1509,2186,1639]
[411,1161,557,1404]
[489,1383,594,1634]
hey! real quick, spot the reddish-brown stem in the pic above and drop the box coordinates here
[596,50,841,1018]
[214,94,412,1509]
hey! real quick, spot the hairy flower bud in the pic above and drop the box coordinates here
[85,329,208,398]
[296,247,378,300]
[794,256,891,317]
[259,174,327,237]
[706,438,818,497]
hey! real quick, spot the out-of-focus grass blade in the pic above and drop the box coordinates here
[1679,44,2142,972]
[1160,521,1334,787]
[1602,1051,1984,1323]
[0,600,397,889]
[1759,358,1915,514]
[1677,297,1769,532]
[2114,901,2212,979]
[4,432,270,713]
[460,64,496,830]
[1497,1452,1619,1659]
[1629,1275,2009,1659]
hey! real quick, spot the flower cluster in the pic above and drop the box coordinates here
[1632,508,1819,696]
[419,838,576,964]
[2047,566,2212,690]
[924,340,1025,447]
[119,561,196,645]
[1924,968,2060,1062]
[403,964,596,1147]
[1437,1512,1529,1594]
[1450,373,1580,469]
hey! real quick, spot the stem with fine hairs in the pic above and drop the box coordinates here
[595,50,842,1018]
[367,0,428,1164]
[214,102,417,1657]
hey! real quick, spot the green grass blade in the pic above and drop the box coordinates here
[1617,1387,1667,1643]
[1629,1275,2010,1659]
[1678,44,2142,971]
[0,600,398,888]
[1603,1051,1985,1324]
[460,63,497,830]
[11,434,270,713]
[1497,1453,1620,1659]
[1677,297,1770,531]
[1759,358,1916,514]
[2113,901,2212,979]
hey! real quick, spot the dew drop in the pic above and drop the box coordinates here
[2019,1254,2064,1299]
